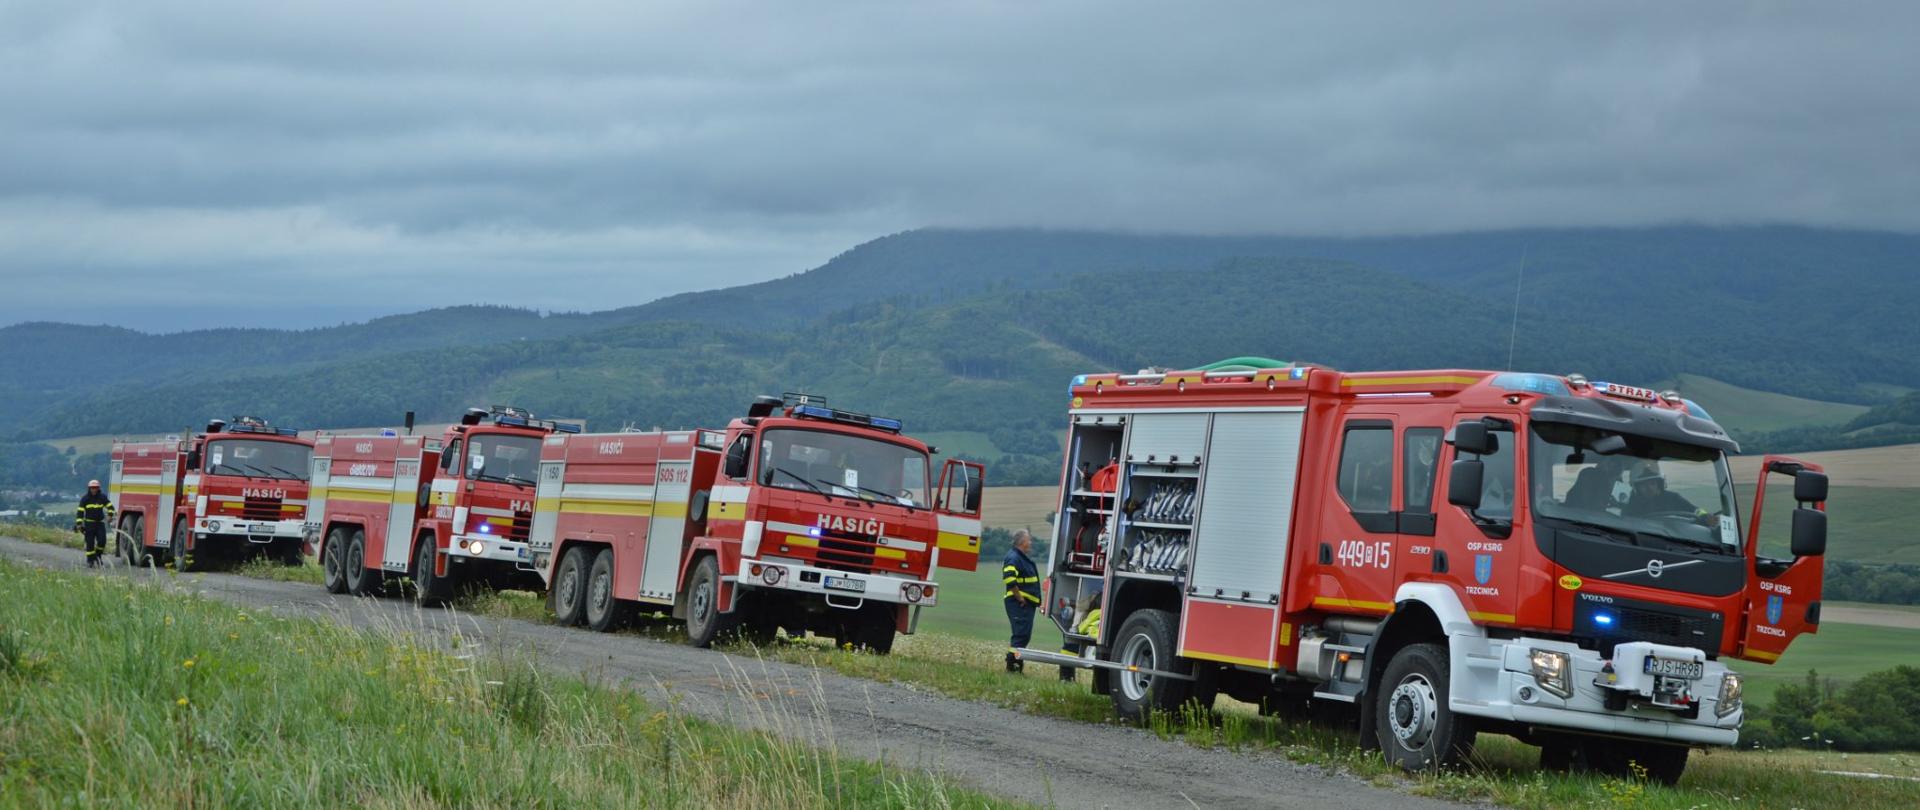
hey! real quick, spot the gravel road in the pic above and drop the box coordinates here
[1,535,1463,810]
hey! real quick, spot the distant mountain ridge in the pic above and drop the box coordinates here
[7,226,1919,466]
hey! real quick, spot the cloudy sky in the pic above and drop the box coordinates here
[2,1,1915,331]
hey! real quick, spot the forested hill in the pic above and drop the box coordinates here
[7,226,1919,482]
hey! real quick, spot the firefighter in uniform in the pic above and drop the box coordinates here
[75,479,114,568]
[1002,529,1042,673]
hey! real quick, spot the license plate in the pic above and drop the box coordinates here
[249,524,275,534]
[516,546,530,560]
[1643,656,1703,680]
[823,575,866,593]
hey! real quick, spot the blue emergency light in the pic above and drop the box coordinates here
[1593,612,1615,628]
[792,403,905,433]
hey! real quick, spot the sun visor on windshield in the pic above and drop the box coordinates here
[1529,396,1739,454]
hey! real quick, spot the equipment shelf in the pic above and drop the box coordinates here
[1128,520,1191,531]
[1114,570,1181,583]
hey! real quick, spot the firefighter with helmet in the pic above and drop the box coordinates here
[1002,529,1043,673]
[1625,461,1699,518]
[75,479,115,568]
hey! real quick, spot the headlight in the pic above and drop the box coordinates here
[1717,672,1744,717]
[469,540,485,555]
[903,583,923,603]
[1529,648,1573,698]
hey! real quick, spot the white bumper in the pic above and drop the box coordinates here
[1449,635,1742,747]
[735,560,938,607]
[444,533,534,565]
[197,517,304,542]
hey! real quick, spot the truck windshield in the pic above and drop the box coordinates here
[1529,422,1741,553]
[468,433,541,486]
[206,439,311,481]
[759,428,929,507]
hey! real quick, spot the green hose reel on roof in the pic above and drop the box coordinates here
[1195,356,1291,373]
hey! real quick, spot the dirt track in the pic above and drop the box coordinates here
[0,536,1458,810]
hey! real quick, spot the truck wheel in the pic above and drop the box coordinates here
[551,546,589,626]
[172,517,198,572]
[1375,642,1475,773]
[855,607,897,655]
[1108,609,1193,723]
[321,527,348,594]
[123,515,151,567]
[584,548,626,633]
[1632,743,1688,786]
[344,529,374,596]
[413,535,452,607]
[683,555,732,647]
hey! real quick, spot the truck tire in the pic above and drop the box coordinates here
[344,529,375,596]
[123,515,151,567]
[1375,642,1475,773]
[172,517,199,572]
[1108,609,1193,722]
[550,546,589,626]
[584,548,626,633]
[853,606,896,655]
[321,527,348,594]
[683,555,732,647]
[413,535,453,607]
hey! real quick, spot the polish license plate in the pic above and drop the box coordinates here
[823,575,866,593]
[1642,656,1702,680]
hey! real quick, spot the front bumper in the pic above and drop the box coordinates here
[197,517,304,543]
[444,533,534,566]
[735,560,938,607]
[1449,635,1742,747]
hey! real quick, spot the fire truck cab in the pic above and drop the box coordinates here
[305,406,579,602]
[109,417,313,569]
[530,395,985,652]
[1021,360,1829,784]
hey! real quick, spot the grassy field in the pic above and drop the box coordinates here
[0,558,1013,808]
[1670,373,1870,434]
[981,486,1058,536]
[1726,621,1920,703]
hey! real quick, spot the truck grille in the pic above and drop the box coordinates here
[1574,594,1723,657]
[506,512,531,542]
[242,497,283,522]
[815,531,881,574]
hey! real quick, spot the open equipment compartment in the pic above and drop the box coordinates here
[1048,412,1125,641]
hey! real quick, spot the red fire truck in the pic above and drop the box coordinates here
[304,406,580,602]
[528,395,986,652]
[108,417,314,569]
[1019,360,1830,784]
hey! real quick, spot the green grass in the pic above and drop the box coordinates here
[916,564,1066,648]
[0,559,1016,808]
[1727,622,1920,703]
[1670,373,1869,434]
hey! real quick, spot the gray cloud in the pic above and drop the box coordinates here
[2,1,1916,330]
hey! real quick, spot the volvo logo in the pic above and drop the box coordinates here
[1602,557,1703,580]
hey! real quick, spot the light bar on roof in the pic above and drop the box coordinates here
[791,403,904,434]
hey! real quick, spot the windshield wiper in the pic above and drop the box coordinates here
[264,464,303,480]
[846,482,917,510]
[769,467,833,499]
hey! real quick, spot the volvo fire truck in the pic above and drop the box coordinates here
[1018,360,1830,784]
[304,406,580,602]
[528,395,986,652]
[108,417,314,569]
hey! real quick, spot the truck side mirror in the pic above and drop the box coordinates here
[1447,459,1484,509]
[1451,422,1494,456]
[1791,508,1827,557]
[1795,470,1829,504]
[724,439,750,479]
[185,449,202,471]
[964,476,983,514]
